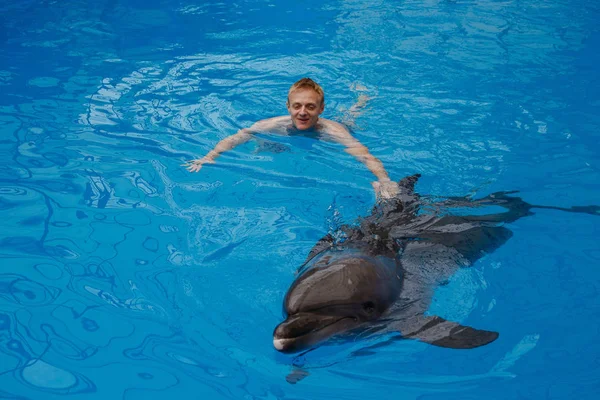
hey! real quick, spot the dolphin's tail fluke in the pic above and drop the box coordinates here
[471,191,600,223]
[530,203,600,216]
[429,190,599,225]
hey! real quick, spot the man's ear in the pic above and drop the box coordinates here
[319,102,325,113]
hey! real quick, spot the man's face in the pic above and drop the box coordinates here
[287,88,324,130]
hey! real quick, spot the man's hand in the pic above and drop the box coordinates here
[372,180,400,200]
[182,156,215,173]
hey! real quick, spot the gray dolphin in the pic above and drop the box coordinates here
[273,174,599,353]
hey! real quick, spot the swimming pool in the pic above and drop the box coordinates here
[1,0,599,398]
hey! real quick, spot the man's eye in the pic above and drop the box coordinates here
[307,105,315,111]
[294,104,301,109]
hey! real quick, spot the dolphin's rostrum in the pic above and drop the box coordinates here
[273,174,599,353]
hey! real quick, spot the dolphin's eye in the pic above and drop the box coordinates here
[363,302,375,314]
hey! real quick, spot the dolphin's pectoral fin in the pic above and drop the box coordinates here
[398,315,499,349]
[426,322,499,349]
[286,367,310,384]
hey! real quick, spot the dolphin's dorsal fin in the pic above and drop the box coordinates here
[372,173,422,217]
[395,173,421,211]
[398,174,421,194]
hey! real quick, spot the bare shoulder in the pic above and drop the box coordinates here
[250,116,291,133]
[318,118,352,138]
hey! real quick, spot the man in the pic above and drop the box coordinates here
[184,78,399,199]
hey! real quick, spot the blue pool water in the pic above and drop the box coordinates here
[1,0,599,398]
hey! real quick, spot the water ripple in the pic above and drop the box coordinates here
[0,0,598,398]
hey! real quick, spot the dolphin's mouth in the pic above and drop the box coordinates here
[273,313,357,353]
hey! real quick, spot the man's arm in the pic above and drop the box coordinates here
[322,120,399,199]
[184,117,285,172]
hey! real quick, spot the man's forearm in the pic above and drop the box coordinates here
[205,129,253,162]
[363,156,392,182]
[185,128,255,172]
[344,145,391,182]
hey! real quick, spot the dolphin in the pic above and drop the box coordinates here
[273,174,599,354]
